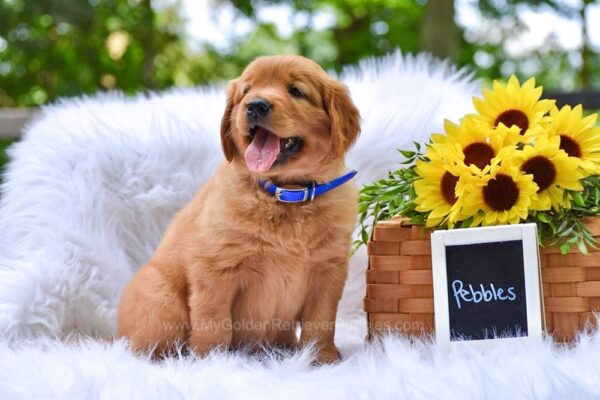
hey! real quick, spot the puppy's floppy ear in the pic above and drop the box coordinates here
[326,80,360,156]
[220,79,239,162]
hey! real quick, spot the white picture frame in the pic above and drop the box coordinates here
[431,223,544,352]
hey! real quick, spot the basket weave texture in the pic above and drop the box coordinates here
[365,218,600,342]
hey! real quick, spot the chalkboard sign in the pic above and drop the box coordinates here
[431,223,544,350]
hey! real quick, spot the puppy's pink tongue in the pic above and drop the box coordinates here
[244,128,280,172]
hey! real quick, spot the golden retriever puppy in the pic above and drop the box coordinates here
[117,55,360,364]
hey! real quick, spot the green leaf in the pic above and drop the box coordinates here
[460,217,473,228]
[379,188,406,201]
[399,150,416,159]
[361,228,369,244]
[537,213,550,223]
[572,192,585,207]
[351,240,362,256]
[577,239,589,254]
[560,242,571,255]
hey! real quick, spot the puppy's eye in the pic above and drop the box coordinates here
[288,85,304,98]
[242,86,250,95]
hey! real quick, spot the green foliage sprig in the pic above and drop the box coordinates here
[353,142,425,253]
[531,175,600,254]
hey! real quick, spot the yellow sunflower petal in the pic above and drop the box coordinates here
[471,75,554,140]
[547,105,600,176]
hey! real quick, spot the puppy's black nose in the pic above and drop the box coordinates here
[246,99,271,120]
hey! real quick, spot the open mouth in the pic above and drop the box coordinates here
[245,125,303,173]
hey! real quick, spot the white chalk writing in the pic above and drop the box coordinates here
[451,279,516,309]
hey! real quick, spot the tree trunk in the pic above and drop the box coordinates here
[421,0,459,61]
[140,0,156,89]
[580,0,592,88]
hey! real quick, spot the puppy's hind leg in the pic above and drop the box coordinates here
[118,263,190,357]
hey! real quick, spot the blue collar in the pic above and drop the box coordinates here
[258,170,357,203]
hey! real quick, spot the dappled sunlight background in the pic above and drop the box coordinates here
[1,0,599,108]
[0,0,599,170]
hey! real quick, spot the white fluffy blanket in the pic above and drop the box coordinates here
[1,52,599,399]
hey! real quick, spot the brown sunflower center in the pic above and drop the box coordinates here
[521,156,556,192]
[463,142,495,169]
[440,171,459,205]
[494,109,529,134]
[559,134,582,157]
[482,173,519,211]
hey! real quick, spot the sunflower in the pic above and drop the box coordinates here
[459,162,538,226]
[546,105,600,176]
[472,76,554,140]
[414,147,466,228]
[431,116,521,173]
[511,134,583,211]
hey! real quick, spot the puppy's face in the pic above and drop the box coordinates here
[220,55,360,180]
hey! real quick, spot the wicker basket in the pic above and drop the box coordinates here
[365,218,600,342]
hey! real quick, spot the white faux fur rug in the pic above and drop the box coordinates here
[2,330,600,399]
[1,51,599,399]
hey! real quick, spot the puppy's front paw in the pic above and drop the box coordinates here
[312,345,341,366]
[189,332,231,358]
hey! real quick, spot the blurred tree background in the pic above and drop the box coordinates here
[1,0,599,109]
[2,0,598,177]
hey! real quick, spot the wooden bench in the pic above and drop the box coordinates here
[0,109,36,139]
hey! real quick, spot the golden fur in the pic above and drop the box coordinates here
[117,55,360,364]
